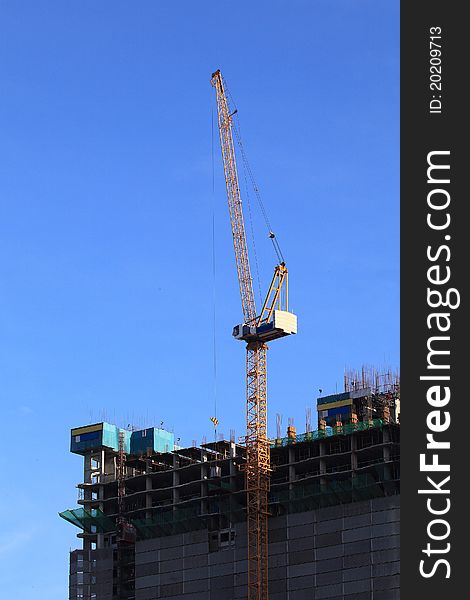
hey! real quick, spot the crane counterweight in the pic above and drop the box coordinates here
[233,309,297,343]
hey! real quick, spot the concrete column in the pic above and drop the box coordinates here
[201,461,208,515]
[172,454,180,505]
[382,427,392,480]
[83,538,92,552]
[145,475,152,520]
[319,440,327,490]
[350,433,358,473]
[288,446,295,503]
[229,444,237,477]
[95,451,106,549]
[230,441,236,459]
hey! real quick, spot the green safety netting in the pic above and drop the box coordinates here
[132,505,202,538]
[60,477,398,540]
[132,495,248,539]
[269,471,392,513]
[208,480,236,491]
[59,507,116,533]
[271,419,385,447]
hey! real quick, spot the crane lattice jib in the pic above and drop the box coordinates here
[211,70,257,325]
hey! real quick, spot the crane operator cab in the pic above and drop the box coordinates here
[233,310,297,343]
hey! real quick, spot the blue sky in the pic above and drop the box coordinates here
[0,1,399,597]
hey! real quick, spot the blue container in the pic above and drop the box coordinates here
[130,428,174,455]
[70,423,131,454]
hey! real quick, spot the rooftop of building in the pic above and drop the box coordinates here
[61,417,400,541]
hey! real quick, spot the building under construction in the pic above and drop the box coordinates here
[61,371,400,600]
[62,71,400,600]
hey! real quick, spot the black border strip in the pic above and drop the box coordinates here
[401,3,466,597]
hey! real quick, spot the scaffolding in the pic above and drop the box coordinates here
[344,366,400,394]
[61,420,399,543]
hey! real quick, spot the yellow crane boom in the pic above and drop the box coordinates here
[211,70,297,600]
[211,71,256,325]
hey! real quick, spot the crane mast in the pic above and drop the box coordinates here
[211,70,297,600]
[116,431,136,600]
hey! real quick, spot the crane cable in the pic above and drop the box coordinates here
[234,122,285,265]
[224,76,286,265]
[211,108,218,439]
[241,154,263,307]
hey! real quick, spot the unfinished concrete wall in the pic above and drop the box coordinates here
[69,548,114,600]
[134,495,400,600]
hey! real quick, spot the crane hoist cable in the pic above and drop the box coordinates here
[223,75,286,265]
[221,78,269,303]
[242,159,263,307]
[211,109,218,429]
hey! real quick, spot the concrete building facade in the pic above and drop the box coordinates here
[62,418,400,599]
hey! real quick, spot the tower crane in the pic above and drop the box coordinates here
[116,431,136,600]
[211,70,297,600]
